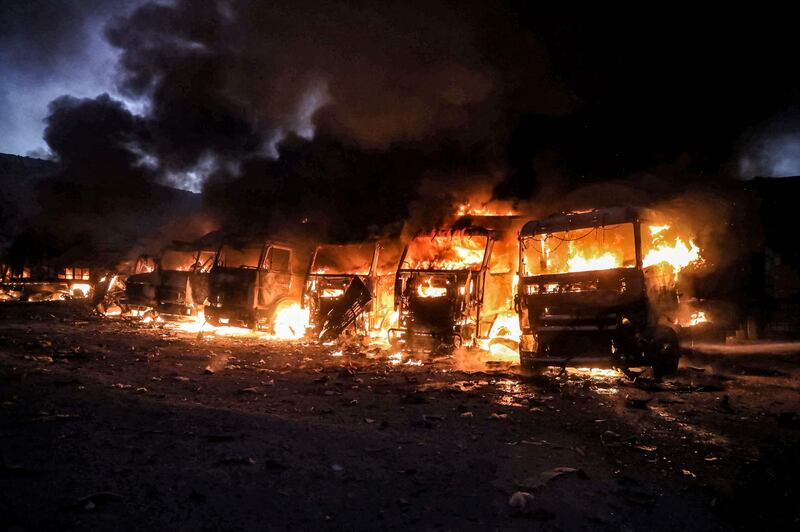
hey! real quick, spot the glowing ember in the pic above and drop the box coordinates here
[417,280,447,298]
[70,283,92,297]
[320,288,344,298]
[687,311,709,326]
[388,352,404,365]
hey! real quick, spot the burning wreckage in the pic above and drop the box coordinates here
[3,204,713,374]
[0,261,93,302]
[389,218,520,354]
[302,241,398,341]
[516,207,704,375]
[204,235,305,333]
[119,242,216,319]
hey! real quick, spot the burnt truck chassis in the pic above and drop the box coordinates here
[389,228,498,352]
[516,207,681,376]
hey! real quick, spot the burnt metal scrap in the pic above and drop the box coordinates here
[390,225,510,352]
[318,276,372,341]
[303,241,397,340]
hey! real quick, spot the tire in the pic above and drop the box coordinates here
[652,326,680,378]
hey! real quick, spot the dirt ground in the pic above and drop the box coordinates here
[1,301,799,531]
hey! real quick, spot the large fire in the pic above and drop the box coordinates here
[642,224,702,280]
[530,223,703,278]
[404,231,487,271]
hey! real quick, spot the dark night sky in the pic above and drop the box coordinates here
[1,1,799,200]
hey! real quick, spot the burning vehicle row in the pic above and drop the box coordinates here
[516,207,702,375]
[302,241,397,341]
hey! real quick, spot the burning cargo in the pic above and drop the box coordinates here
[516,207,704,375]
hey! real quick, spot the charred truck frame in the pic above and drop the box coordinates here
[516,207,681,375]
[390,227,503,351]
[155,243,216,318]
[302,242,396,341]
[123,255,158,313]
[205,236,302,329]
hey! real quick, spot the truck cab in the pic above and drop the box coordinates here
[205,236,302,329]
[390,227,501,352]
[155,243,216,318]
[302,241,397,340]
[517,207,684,375]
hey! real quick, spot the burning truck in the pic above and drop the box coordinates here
[205,235,304,330]
[122,254,158,313]
[0,261,93,302]
[303,241,398,341]
[154,243,216,318]
[389,219,519,352]
[516,207,704,375]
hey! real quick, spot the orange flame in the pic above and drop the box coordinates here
[642,225,702,281]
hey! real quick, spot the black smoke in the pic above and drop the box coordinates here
[5,1,800,257]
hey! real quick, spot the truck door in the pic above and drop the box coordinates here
[257,246,292,309]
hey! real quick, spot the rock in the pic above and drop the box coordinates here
[204,366,215,374]
[601,430,621,444]
[509,491,535,510]
[239,387,260,394]
[625,393,652,409]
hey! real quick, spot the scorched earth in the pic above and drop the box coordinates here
[1,301,799,531]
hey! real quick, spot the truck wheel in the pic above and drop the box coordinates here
[652,327,680,378]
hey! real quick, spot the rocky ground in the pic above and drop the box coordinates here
[1,301,799,531]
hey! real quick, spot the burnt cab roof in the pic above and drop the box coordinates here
[520,207,660,237]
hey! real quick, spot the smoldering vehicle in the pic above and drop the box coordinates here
[205,235,304,329]
[155,243,216,318]
[302,241,397,341]
[122,255,159,313]
[516,207,701,375]
[0,261,93,302]
[390,222,517,352]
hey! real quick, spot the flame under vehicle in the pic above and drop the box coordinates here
[302,242,397,341]
[205,236,302,329]
[390,224,516,352]
[155,243,216,318]
[517,207,690,376]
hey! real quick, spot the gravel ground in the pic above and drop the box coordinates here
[1,301,799,530]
